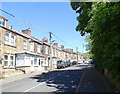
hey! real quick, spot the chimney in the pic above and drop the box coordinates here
[53,42,58,47]
[6,19,8,28]
[42,37,48,43]
[22,28,31,36]
[61,45,64,49]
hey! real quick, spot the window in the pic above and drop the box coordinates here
[30,42,34,52]
[4,54,15,67]
[11,34,16,46]
[0,18,6,27]
[10,55,14,67]
[38,59,40,65]
[37,45,41,53]
[4,55,8,67]
[23,38,28,49]
[41,61,44,66]
[5,32,10,44]
[5,31,16,46]
[16,54,25,67]
[34,58,37,66]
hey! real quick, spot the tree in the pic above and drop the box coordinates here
[70,2,120,85]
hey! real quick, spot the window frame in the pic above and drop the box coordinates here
[5,31,10,45]
[10,55,15,67]
[30,42,34,52]
[10,33,16,46]
[37,44,41,53]
[4,54,9,67]
[23,38,28,49]
[0,18,6,27]
[5,31,16,46]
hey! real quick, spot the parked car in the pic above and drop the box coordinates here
[57,60,65,69]
[77,60,83,64]
[89,59,94,64]
[72,61,77,65]
[66,61,71,66]
[63,61,68,67]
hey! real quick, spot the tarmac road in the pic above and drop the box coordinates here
[1,64,86,93]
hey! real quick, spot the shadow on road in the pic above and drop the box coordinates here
[29,67,85,93]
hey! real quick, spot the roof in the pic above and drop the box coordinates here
[43,42,50,47]
[0,25,30,39]
[30,36,42,44]
[15,51,44,57]
[52,45,62,51]
[0,15,8,21]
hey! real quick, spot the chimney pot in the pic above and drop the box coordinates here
[22,28,31,36]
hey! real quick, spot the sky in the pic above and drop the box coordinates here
[1,2,87,53]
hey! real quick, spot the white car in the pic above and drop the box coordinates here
[78,60,84,64]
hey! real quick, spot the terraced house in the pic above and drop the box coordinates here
[0,16,80,78]
[0,16,45,77]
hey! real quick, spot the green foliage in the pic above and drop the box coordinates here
[71,2,120,85]
[71,2,92,36]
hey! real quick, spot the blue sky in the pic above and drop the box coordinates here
[1,2,87,53]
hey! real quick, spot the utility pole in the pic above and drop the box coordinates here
[49,32,52,70]
[76,47,78,61]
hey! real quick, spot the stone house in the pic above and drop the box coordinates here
[42,38,50,68]
[0,16,45,77]
[0,15,81,78]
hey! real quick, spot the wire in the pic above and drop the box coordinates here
[0,8,78,50]
[0,8,49,34]
[52,32,74,48]
[0,9,15,17]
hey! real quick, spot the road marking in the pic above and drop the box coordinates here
[24,82,45,92]
[22,70,67,93]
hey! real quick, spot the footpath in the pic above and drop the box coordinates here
[75,66,116,93]
[0,70,50,85]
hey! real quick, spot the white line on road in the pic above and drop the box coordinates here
[24,82,45,92]
[21,71,67,93]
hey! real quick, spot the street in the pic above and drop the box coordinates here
[1,64,86,93]
[1,64,112,93]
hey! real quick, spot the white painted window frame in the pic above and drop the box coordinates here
[23,38,28,49]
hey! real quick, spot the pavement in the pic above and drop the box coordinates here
[1,65,83,93]
[75,65,114,93]
[0,70,50,85]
